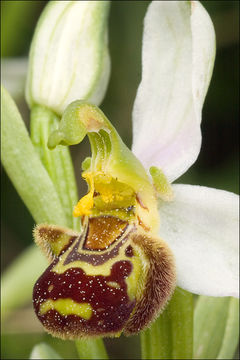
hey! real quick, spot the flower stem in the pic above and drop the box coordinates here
[141,287,193,359]
[75,339,108,360]
[30,105,80,231]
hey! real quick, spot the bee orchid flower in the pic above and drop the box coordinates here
[31,1,239,341]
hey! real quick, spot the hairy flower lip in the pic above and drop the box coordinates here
[33,216,176,338]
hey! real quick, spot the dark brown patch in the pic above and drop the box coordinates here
[64,230,132,266]
[125,245,134,257]
[84,216,128,250]
[38,227,63,241]
[124,233,176,335]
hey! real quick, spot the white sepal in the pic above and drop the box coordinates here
[159,184,239,297]
[132,1,215,182]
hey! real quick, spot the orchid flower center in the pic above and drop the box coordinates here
[48,100,164,233]
[32,101,176,339]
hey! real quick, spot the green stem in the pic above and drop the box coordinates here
[30,105,80,231]
[141,287,193,359]
[75,339,108,360]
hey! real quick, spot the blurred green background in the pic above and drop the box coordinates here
[1,1,239,359]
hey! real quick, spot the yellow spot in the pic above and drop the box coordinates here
[114,331,122,338]
[125,246,147,301]
[106,281,121,289]
[39,298,92,320]
[48,284,54,292]
[50,233,74,256]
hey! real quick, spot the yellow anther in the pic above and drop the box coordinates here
[73,174,94,217]
[73,170,136,217]
[73,192,94,217]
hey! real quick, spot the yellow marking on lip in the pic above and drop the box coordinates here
[51,228,135,276]
[125,245,146,301]
[39,298,92,320]
[48,284,54,292]
[106,281,121,289]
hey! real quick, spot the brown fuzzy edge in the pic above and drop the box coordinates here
[124,231,176,335]
[33,224,79,262]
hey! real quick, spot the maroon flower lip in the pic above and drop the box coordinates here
[33,216,176,339]
[33,260,135,338]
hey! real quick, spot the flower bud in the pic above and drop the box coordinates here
[25,1,110,115]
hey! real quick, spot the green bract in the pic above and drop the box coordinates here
[25,1,110,115]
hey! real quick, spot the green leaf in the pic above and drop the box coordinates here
[30,342,62,359]
[1,85,67,319]
[217,298,239,359]
[141,287,193,359]
[194,295,239,359]
[1,245,47,321]
[1,85,68,226]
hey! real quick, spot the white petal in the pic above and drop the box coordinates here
[26,1,110,115]
[159,184,239,297]
[132,1,215,182]
[1,57,28,100]
[191,1,216,118]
